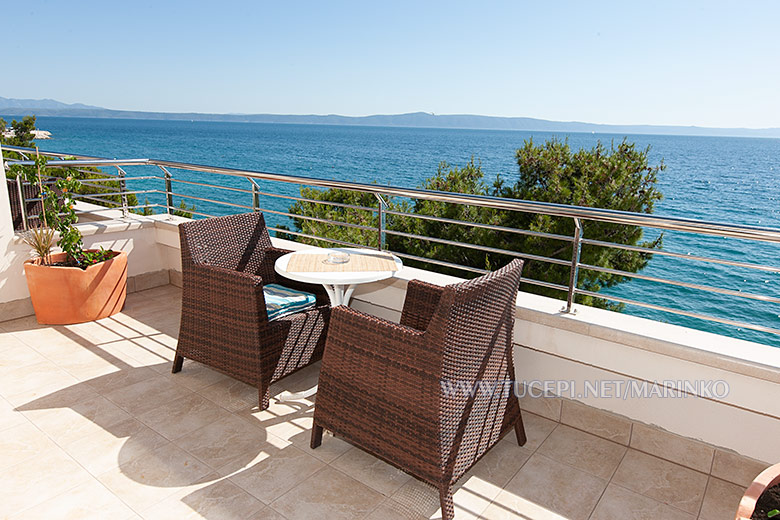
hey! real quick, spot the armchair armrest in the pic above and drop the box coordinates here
[400,279,445,331]
[256,247,290,285]
[187,263,269,323]
[264,247,330,306]
[324,306,432,367]
[264,247,291,264]
[319,306,439,406]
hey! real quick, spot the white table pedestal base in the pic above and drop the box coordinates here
[276,283,355,403]
[322,283,356,307]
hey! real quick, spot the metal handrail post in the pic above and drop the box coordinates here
[251,179,260,212]
[158,166,174,217]
[15,176,29,231]
[564,218,583,313]
[115,166,129,218]
[375,194,387,250]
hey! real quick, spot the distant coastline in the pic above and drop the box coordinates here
[2,97,779,139]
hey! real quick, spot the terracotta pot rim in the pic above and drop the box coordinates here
[25,250,125,268]
[736,462,780,520]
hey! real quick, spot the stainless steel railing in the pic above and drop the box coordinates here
[4,144,780,340]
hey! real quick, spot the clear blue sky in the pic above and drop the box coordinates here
[3,0,779,128]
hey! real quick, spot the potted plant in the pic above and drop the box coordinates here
[12,150,127,324]
[736,463,780,520]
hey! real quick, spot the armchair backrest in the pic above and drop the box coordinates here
[430,259,523,382]
[429,258,524,479]
[179,212,273,274]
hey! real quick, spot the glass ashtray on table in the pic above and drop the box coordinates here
[325,251,350,264]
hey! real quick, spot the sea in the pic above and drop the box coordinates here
[24,116,780,347]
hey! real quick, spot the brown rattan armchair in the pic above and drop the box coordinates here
[311,259,526,519]
[173,212,330,410]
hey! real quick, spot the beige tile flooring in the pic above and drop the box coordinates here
[0,285,749,520]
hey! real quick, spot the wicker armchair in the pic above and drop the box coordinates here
[173,212,330,410]
[311,259,526,519]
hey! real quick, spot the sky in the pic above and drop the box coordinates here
[2,0,780,128]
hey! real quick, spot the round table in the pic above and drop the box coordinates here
[274,247,403,307]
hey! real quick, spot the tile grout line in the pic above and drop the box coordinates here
[0,414,123,518]
[696,476,714,520]
[94,439,220,519]
[606,479,704,518]
[266,463,364,518]
[220,445,329,504]
[477,434,539,519]
[586,442,633,520]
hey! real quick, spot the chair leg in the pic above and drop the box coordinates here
[514,411,527,447]
[311,423,323,449]
[259,387,271,411]
[171,354,184,373]
[439,487,455,520]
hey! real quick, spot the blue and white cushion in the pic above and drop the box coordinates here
[263,284,317,321]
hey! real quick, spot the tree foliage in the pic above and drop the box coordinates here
[287,138,664,311]
[0,115,37,148]
[287,188,381,248]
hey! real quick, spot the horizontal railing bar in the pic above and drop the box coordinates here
[9,145,780,244]
[579,263,780,304]
[8,158,150,167]
[391,250,569,291]
[519,277,570,292]
[167,191,255,211]
[158,206,216,219]
[267,227,372,250]
[385,209,574,242]
[77,182,120,191]
[384,229,572,266]
[575,288,780,336]
[581,237,780,274]
[74,194,124,206]
[3,145,111,161]
[248,183,379,212]
[75,189,155,198]
[259,208,377,232]
[74,168,119,176]
[24,188,160,203]
[76,204,159,214]
[171,176,378,213]
[390,251,488,275]
[169,177,254,194]
[27,203,159,219]
[76,176,158,182]
[18,175,157,186]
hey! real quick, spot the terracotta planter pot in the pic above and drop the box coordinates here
[24,251,127,325]
[736,462,780,520]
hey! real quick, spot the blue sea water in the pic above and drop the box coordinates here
[27,116,780,347]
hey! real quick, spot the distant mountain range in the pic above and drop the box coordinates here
[2,96,779,138]
[0,97,100,111]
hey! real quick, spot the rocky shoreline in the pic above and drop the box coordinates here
[2,129,51,140]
